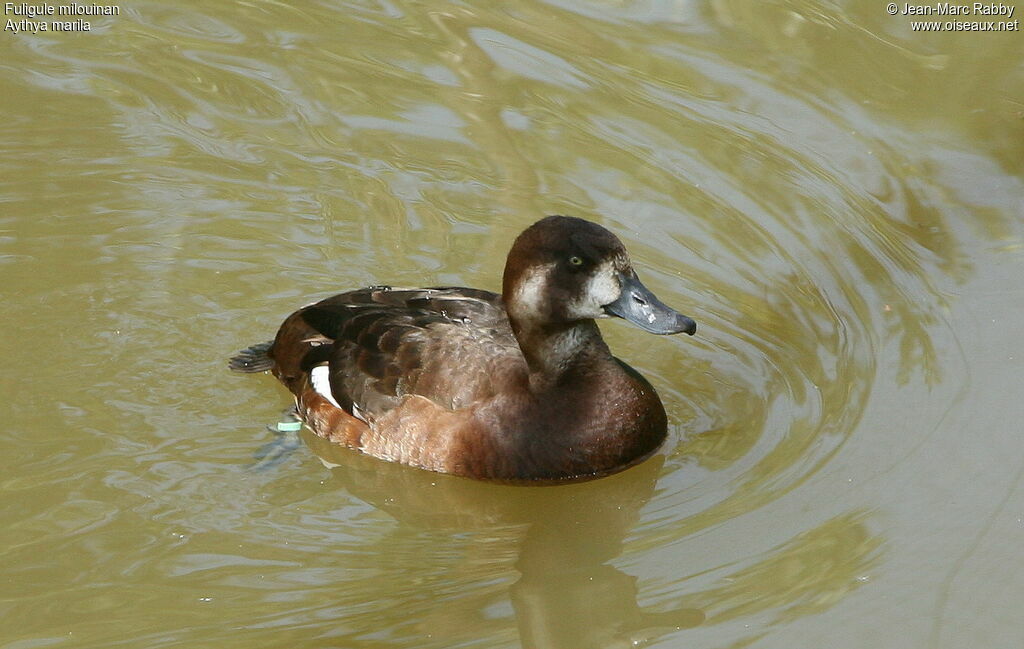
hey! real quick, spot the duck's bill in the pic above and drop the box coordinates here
[603,271,697,335]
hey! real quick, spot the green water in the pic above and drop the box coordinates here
[2,1,1023,648]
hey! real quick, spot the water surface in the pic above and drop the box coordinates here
[2,1,1023,648]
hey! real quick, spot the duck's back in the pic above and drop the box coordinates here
[269,286,528,425]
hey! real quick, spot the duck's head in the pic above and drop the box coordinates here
[502,215,697,336]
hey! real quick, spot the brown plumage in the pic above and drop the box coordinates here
[230,216,696,483]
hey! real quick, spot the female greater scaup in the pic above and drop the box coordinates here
[230,215,696,483]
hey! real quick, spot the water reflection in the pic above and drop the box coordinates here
[680,512,882,627]
[307,434,702,647]
[301,433,882,648]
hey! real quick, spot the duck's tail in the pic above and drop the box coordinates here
[229,341,275,373]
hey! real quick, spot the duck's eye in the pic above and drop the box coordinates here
[568,256,584,267]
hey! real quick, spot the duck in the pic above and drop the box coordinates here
[230,215,696,483]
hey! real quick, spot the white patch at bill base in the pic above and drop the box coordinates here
[572,260,621,318]
[587,261,621,306]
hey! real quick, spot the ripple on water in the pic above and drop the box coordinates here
[575,43,963,551]
[4,2,1009,646]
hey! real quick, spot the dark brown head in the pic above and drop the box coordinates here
[501,215,696,335]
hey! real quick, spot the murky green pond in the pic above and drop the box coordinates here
[2,1,1023,647]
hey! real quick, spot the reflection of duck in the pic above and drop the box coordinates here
[232,216,696,482]
[306,432,705,648]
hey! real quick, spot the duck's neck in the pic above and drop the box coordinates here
[511,319,612,389]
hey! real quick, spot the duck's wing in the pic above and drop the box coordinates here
[276,286,525,423]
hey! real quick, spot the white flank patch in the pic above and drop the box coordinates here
[351,402,367,423]
[310,365,341,408]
